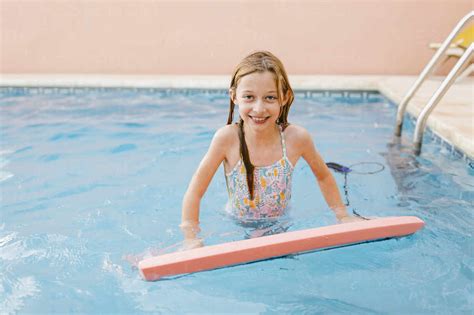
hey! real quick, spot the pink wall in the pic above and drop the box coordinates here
[1,0,472,75]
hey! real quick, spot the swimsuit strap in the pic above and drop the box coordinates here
[279,124,287,158]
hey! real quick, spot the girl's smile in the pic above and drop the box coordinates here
[249,115,270,124]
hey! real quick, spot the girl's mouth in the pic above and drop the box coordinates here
[249,115,270,124]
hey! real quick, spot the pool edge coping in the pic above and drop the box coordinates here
[0,74,386,90]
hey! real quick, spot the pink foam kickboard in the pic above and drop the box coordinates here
[138,216,424,281]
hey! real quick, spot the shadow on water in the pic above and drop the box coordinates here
[381,135,473,209]
[381,136,423,199]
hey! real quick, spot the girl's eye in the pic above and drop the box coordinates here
[243,95,253,100]
[266,96,277,101]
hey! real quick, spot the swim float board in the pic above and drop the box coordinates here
[139,216,424,281]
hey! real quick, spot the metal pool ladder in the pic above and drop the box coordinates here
[394,11,474,155]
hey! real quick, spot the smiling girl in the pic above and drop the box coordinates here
[180,51,361,249]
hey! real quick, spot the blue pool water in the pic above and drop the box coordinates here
[0,87,472,313]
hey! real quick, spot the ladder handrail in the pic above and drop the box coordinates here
[413,44,473,155]
[394,11,474,136]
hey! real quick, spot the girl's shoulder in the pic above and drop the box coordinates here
[212,124,240,163]
[283,124,313,144]
[213,123,239,146]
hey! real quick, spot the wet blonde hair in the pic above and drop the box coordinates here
[226,51,294,200]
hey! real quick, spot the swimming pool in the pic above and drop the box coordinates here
[1,87,472,313]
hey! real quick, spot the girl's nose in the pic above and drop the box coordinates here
[253,99,265,113]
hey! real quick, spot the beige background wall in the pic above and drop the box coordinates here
[1,0,472,75]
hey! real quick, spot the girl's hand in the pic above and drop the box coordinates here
[181,238,204,251]
[179,221,204,251]
[338,215,367,224]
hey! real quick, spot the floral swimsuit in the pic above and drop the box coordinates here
[225,125,294,221]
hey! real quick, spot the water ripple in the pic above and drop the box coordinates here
[110,144,137,154]
[49,183,114,200]
[0,232,39,261]
[49,132,83,142]
[117,122,148,128]
[31,234,85,266]
[0,151,14,183]
[39,154,61,162]
[0,276,40,315]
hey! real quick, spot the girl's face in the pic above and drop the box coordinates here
[232,71,284,131]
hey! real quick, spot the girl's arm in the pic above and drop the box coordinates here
[180,127,230,244]
[298,128,355,222]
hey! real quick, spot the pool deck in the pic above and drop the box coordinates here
[1,74,473,159]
